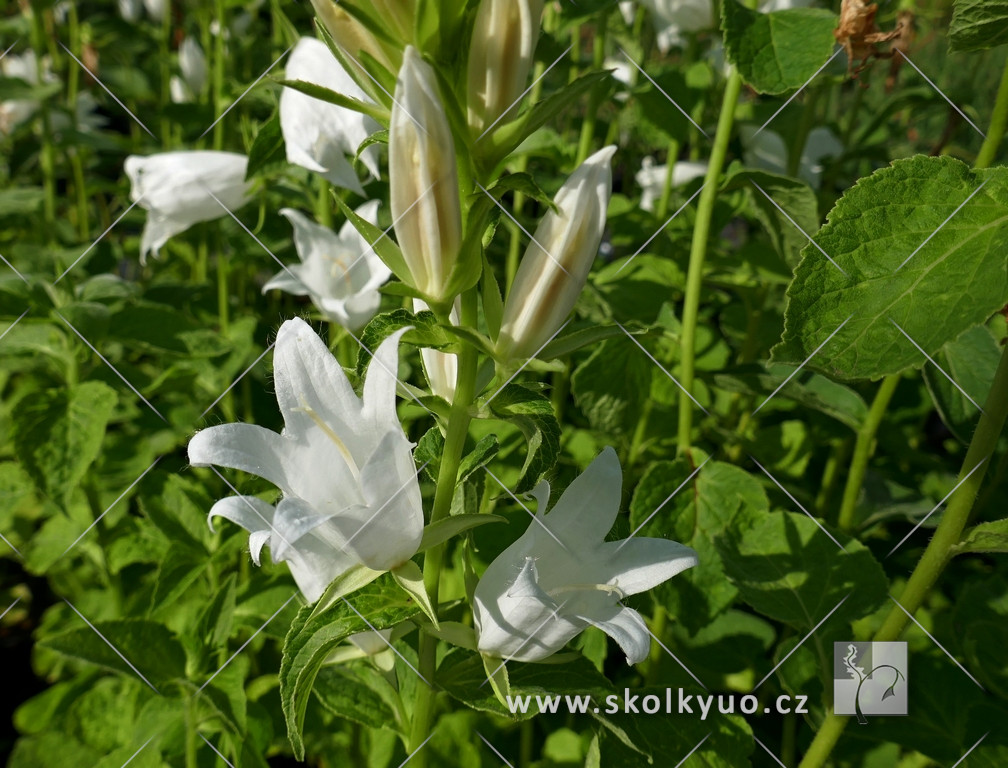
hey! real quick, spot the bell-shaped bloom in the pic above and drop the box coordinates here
[740,125,843,189]
[188,319,424,603]
[279,37,381,195]
[264,204,391,331]
[635,156,708,212]
[412,298,458,402]
[389,47,462,303]
[309,0,398,73]
[467,0,544,134]
[170,37,207,103]
[496,146,616,361]
[473,448,698,664]
[124,150,252,263]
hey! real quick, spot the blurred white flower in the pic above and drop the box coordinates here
[169,37,207,104]
[412,298,458,402]
[473,448,698,664]
[740,125,843,188]
[635,156,708,212]
[263,203,391,331]
[188,319,424,603]
[142,0,167,21]
[279,37,381,195]
[118,0,143,22]
[124,150,252,263]
[0,51,48,134]
[638,0,814,52]
[603,56,636,100]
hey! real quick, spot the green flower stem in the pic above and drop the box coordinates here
[66,4,90,240]
[655,139,681,221]
[677,69,743,453]
[799,343,1008,768]
[184,695,199,768]
[975,59,1008,169]
[574,10,610,166]
[836,373,901,531]
[212,0,227,151]
[29,6,56,235]
[408,289,480,767]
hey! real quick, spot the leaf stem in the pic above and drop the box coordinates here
[677,69,743,453]
[798,343,1008,768]
[976,58,1008,170]
[836,374,901,531]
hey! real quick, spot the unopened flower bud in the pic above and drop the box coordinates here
[467,0,544,134]
[497,146,616,361]
[389,47,463,303]
[309,0,397,73]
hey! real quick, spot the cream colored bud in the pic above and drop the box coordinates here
[467,0,544,134]
[497,146,617,361]
[389,47,463,303]
[309,0,396,72]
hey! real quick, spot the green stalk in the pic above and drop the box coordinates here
[29,6,56,235]
[655,139,681,221]
[407,289,479,768]
[677,70,743,453]
[66,4,90,240]
[836,374,901,531]
[976,61,1008,169]
[213,0,227,151]
[574,10,610,165]
[799,344,1008,768]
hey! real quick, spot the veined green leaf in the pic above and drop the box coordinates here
[950,0,1008,51]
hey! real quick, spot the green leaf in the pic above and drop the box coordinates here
[722,0,838,95]
[12,381,117,507]
[198,573,238,650]
[719,511,887,628]
[923,324,1001,443]
[332,196,411,288]
[356,308,452,378]
[313,664,400,730]
[391,560,438,627]
[571,337,652,436]
[952,518,1008,556]
[274,78,389,123]
[280,575,420,759]
[418,514,505,553]
[950,0,1008,51]
[245,112,285,180]
[39,620,187,690]
[773,157,1008,381]
[539,323,649,362]
[484,384,561,493]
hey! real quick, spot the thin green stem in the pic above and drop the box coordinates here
[677,70,743,453]
[976,59,1008,169]
[30,6,56,236]
[836,374,901,531]
[184,696,199,768]
[655,139,680,221]
[799,344,1008,768]
[644,605,667,685]
[213,0,227,151]
[787,87,821,178]
[575,11,609,165]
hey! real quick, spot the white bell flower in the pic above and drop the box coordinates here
[474,448,698,664]
[263,204,391,331]
[124,150,253,263]
[171,37,207,103]
[412,298,458,402]
[279,37,381,195]
[635,156,708,212]
[739,125,843,189]
[188,319,424,603]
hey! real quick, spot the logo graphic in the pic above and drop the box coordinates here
[833,642,907,723]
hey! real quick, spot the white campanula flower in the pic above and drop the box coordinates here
[279,37,381,195]
[496,146,616,362]
[142,0,167,21]
[264,204,391,331]
[390,47,462,303]
[118,0,143,22]
[412,298,458,402]
[124,150,252,263]
[0,51,50,135]
[740,125,843,189]
[170,37,208,103]
[473,448,698,664]
[188,319,424,603]
[635,156,708,212]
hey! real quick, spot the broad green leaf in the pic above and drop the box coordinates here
[198,573,237,649]
[572,337,652,436]
[950,0,1008,51]
[539,322,649,362]
[356,308,453,378]
[280,576,419,759]
[954,578,1008,698]
[245,111,285,179]
[12,381,117,507]
[923,324,1001,442]
[484,384,561,493]
[313,664,400,730]
[721,0,838,95]
[773,157,1008,381]
[952,519,1008,556]
[418,514,505,552]
[415,430,499,484]
[719,511,887,628]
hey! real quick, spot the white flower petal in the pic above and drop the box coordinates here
[206,495,276,536]
[599,538,699,595]
[361,327,410,429]
[582,604,652,665]
[542,446,622,548]
[188,423,293,494]
[279,531,360,603]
